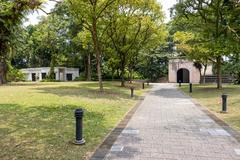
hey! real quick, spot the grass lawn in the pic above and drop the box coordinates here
[0,81,149,160]
[179,84,240,131]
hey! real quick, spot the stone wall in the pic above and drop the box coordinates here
[168,59,202,83]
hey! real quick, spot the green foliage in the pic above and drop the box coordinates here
[67,0,118,91]
[171,0,240,88]
[12,3,83,69]
[137,47,168,82]
[73,76,86,81]
[103,0,167,85]
[47,65,55,80]
[223,54,240,84]
[7,64,25,82]
[6,0,168,85]
[0,0,41,84]
[193,62,202,72]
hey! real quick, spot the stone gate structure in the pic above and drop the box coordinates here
[168,59,213,83]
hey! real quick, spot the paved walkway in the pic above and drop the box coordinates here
[101,84,240,160]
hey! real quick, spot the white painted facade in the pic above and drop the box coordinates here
[20,67,79,81]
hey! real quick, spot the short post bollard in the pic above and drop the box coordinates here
[221,94,228,113]
[189,83,192,93]
[147,81,149,86]
[74,109,85,145]
[179,80,182,87]
[142,82,145,89]
[130,87,134,97]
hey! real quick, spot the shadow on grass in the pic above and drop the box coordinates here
[0,103,109,160]
[7,82,59,87]
[180,84,240,99]
[34,82,141,100]
[194,86,239,92]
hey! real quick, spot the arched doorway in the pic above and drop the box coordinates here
[177,68,190,83]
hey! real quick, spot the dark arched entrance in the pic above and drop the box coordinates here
[177,68,189,83]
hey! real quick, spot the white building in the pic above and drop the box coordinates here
[20,67,79,81]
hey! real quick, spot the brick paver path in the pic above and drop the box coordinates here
[103,83,240,160]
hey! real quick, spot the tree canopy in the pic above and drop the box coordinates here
[1,0,239,87]
[170,0,240,88]
[0,0,41,84]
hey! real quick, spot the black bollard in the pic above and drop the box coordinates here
[189,83,192,93]
[74,109,85,145]
[179,80,182,87]
[221,94,228,113]
[142,82,145,89]
[130,87,134,97]
[147,81,149,86]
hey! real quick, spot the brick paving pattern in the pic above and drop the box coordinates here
[100,84,240,160]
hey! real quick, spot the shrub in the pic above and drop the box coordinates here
[7,65,25,82]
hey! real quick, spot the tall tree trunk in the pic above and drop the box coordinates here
[129,66,133,84]
[202,64,208,84]
[117,69,120,78]
[237,72,240,84]
[0,41,8,85]
[87,53,91,81]
[0,59,7,85]
[111,68,114,81]
[84,55,88,79]
[215,1,222,89]
[120,63,125,87]
[92,19,103,92]
[198,68,202,84]
[235,53,240,84]
[49,55,56,79]
[216,56,222,89]
[120,54,126,87]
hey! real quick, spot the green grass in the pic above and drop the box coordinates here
[0,81,149,160]
[179,84,240,131]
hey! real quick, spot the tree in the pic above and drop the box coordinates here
[105,0,166,86]
[223,0,240,84]
[74,29,94,81]
[67,0,116,92]
[223,45,240,84]
[171,0,240,89]
[137,47,168,82]
[173,31,210,84]
[13,2,85,76]
[0,0,41,84]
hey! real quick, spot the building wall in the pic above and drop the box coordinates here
[201,65,213,76]
[20,67,79,81]
[168,59,203,83]
[65,68,79,80]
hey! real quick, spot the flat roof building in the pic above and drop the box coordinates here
[20,67,79,81]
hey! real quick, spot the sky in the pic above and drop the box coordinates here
[25,0,177,26]
[158,0,177,22]
[24,1,57,26]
